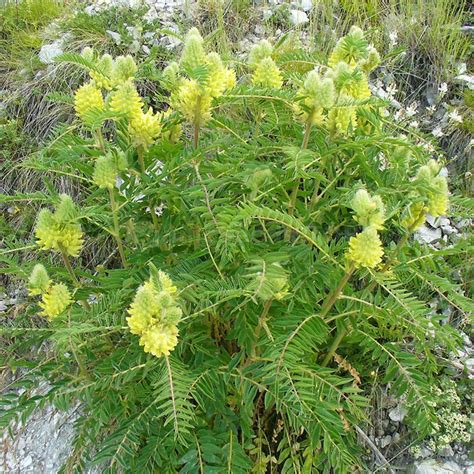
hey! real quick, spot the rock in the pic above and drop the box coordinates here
[464,358,474,373]
[289,9,309,25]
[440,445,455,457]
[415,224,442,244]
[380,435,392,448]
[415,460,462,474]
[106,30,122,45]
[388,405,408,422]
[0,302,7,312]
[420,446,433,458]
[38,42,63,64]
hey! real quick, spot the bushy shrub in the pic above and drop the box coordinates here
[1,26,472,472]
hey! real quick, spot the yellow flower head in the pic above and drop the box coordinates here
[328,26,369,69]
[127,269,181,358]
[127,281,158,335]
[347,226,384,268]
[180,27,206,71]
[327,98,358,134]
[139,324,179,358]
[93,152,127,189]
[39,283,71,320]
[301,70,335,110]
[172,78,212,126]
[111,55,138,86]
[28,264,51,296]
[128,107,162,149]
[90,54,114,90]
[205,52,236,98]
[252,57,283,89]
[109,81,143,121]
[248,39,273,69]
[413,160,449,218]
[162,61,181,92]
[351,189,386,230]
[74,82,104,125]
[35,195,84,257]
[361,46,381,73]
[427,176,449,217]
[329,62,371,99]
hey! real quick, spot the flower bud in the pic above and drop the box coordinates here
[351,189,385,229]
[248,39,273,69]
[28,264,51,296]
[180,28,206,71]
[90,54,113,90]
[111,55,138,86]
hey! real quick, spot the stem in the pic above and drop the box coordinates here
[250,298,273,359]
[94,129,106,153]
[59,244,79,286]
[108,187,127,268]
[137,146,159,229]
[321,326,348,367]
[284,116,313,241]
[137,146,146,174]
[320,264,355,319]
[58,243,91,311]
[193,123,200,149]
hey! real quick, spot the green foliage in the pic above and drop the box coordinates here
[1,26,472,473]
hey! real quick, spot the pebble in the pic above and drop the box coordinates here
[415,224,442,244]
[38,42,63,64]
[289,9,309,26]
[415,460,462,474]
[388,405,408,422]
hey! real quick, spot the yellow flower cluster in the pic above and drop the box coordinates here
[28,264,71,320]
[74,49,164,150]
[82,48,138,90]
[39,283,72,321]
[248,39,283,90]
[166,28,235,127]
[74,82,104,125]
[35,195,83,257]
[109,81,143,121]
[93,151,128,189]
[351,189,386,230]
[325,27,380,135]
[128,107,163,149]
[402,160,449,230]
[347,226,384,269]
[252,57,283,89]
[127,270,182,358]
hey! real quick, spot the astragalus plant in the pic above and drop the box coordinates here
[1,26,472,473]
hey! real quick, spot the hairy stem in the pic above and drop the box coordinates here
[108,187,127,268]
[137,146,159,229]
[250,298,274,359]
[320,264,355,319]
[320,264,355,367]
[58,243,90,311]
[59,244,79,286]
[284,116,313,241]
